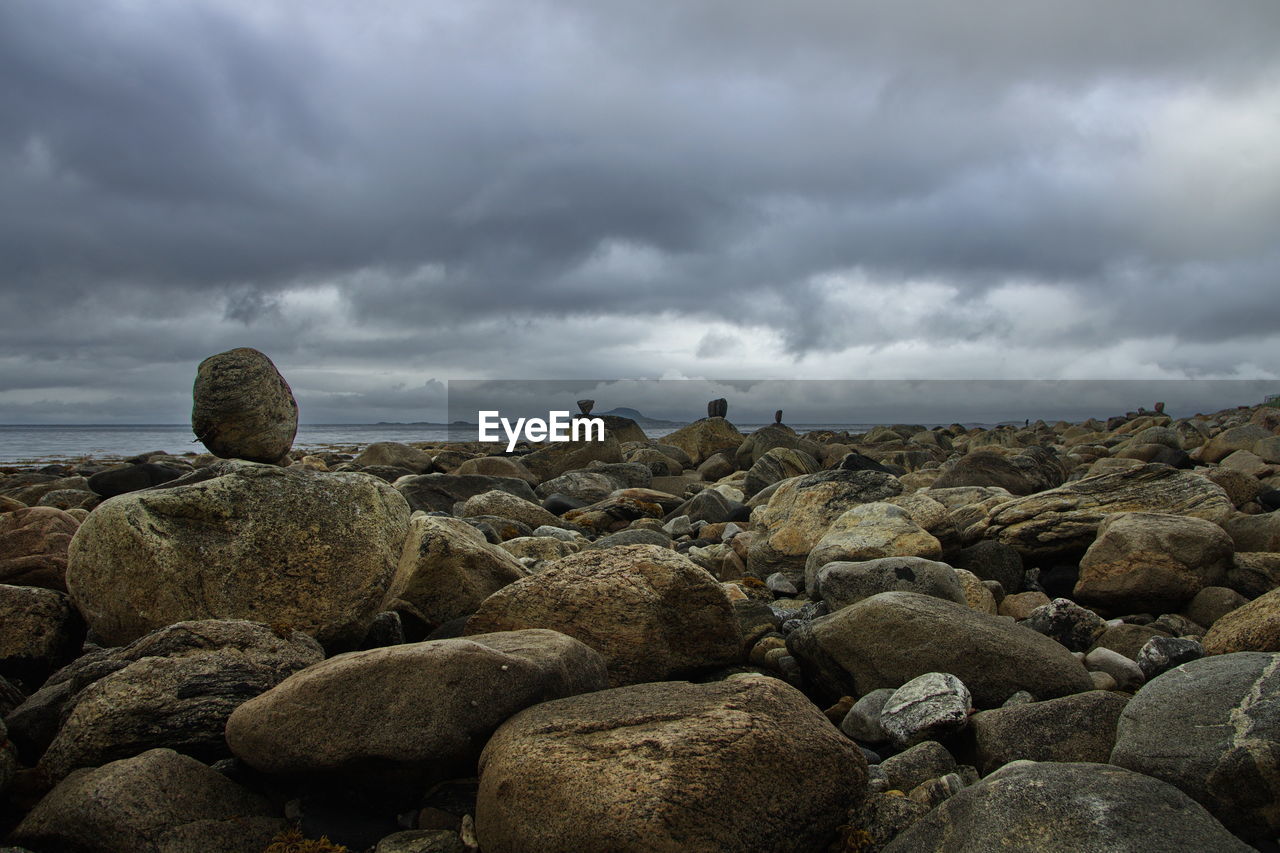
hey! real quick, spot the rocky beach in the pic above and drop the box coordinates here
[1,349,1279,852]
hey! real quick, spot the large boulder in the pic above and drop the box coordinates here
[0,506,80,590]
[66,461,411,649]
[660,417,744,466]
[1203,586,1280,654]
[385,514,528,626]
[930,448,1067,496]
[0,584,82,688]
[977,464,1233,558]
[787,591,1093,707]
[10,748,275,853]
[476,676,866,853]
[803,502,942,592]
[190,347,298,463]
[815,556,967,610]
[1074,512,1234,612]
[966,690,1129,774]
[35,620,322,781]
[746,470,903,586]
[883,761,1250,852]
[226,630,607,789]
[395,473,538,514]
[1111,652,1280,842]
[465,545,741,686]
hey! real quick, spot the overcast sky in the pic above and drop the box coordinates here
[2,0,1279,424]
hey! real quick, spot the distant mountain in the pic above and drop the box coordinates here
[596,407,686,427]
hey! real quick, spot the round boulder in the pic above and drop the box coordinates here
[191,347,298,463]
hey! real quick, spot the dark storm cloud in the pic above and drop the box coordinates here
[1,0,1278,421]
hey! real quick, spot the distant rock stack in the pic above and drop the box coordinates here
[707,398,728,419]
[191,348,298,464]
[775,409,784,425]
[577,399,595,416]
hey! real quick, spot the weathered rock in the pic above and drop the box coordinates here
[815,557,967,610]
[354,442,436,473]
[803,503,942,592]
[997,590,1050,621]
[533,471,616,505]
[880,672,971,748]
[396,473,538,514]
[1183,586,1247,630]
[66,461,410,649]
[742,448,820,498]
[385,515,528,627]
[498,536,581,563]
[465,545,741,686]
[1223,512,1280,553]
[840,687,895,744]
[587,461,657,489]
[1202,586,1280,654]
[0,584,82,688]
[10,748,274,853]
[883,761,1250,852]
[949,539,1024,594]
[475,676,865,853]
[1084,646,1145,691]
[1201,423,1274,464]
[953,568,998,613]
[660,417,743,466]
[733,423,810,469]
[36,620,322,781]
[0,506,80,591]
[930,448,1067,496]
[1226,552,1280,599]
[1136,636,1203,679]
[967,690,1129,774]
[586,528,672,551]
[460,490,565,530]
[1074,512,1234,612]
[978,465,1233,558]
[227,630,607,789]
[1204,468,1265,507]
[746,470,903,586]
[787,591,1093,707]
[87,463,186,498]
[453,455,538,485]
[879,740,956,793]
[671,489,736,525]
[1021,598,1107,652]
[521,435,622,483]
[1111,652,1280,841]
[191,348,298,463]
[1088,623,1167,660]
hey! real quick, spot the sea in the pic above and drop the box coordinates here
[0,422,909,465]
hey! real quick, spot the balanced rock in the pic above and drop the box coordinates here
[1111,652,1280,842]
[0,506,80,590]
[475,676,866,853]
[227,630,606,789]
[967,690,1129,775]
[883,761,1250,852]
[804,503,942,592]
[385,514,528,626]
[67,461,410,648]
[191,347,298,463]
[787,591,1093,707]
[465,545,741,686]
[1074,512,1234,612]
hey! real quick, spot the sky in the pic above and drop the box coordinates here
[2,0,1279,424]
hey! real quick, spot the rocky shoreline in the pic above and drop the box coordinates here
[2,350,1279,852]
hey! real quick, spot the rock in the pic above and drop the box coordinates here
[978,464,1233,559]
[585,528,672,550]
[36,620,322,781]
[742,448,820,498]
[659,417,743,466]
[465,545,741,686]
[953,568,998,613]
[816,557,967,610]
[66,461,410,649]
[848,792,931,851]
[87,463,186,498]
[354,442,436,473]
[840,687,895,744]
[837,451,897,474]
[382,514,528,629]
[880,740,957,792]
[396,473,538,514]
[746,470,904,586]
[930,448,1067,496]
[625,447,680,476]
[787,591,1093,707]
[949,539,1024,594]
[1255,435,1280,464]
[562,494,667,534]
[803,503,942,592]
[475,676,865,853]
[534,471,616,505]
[1184,586,1249,629]
[967,691,1129,774]
[227,631,605,792]
[498,536,580,563]
[1135,636,1203,680]
[375,830,466,853]
[0,506,80,591]
[1201,423,1274,463]
[1202,586,1280,654]
[155,817,288,853]
[521,435,622,482]
[880,672,972,748]
[1074,512,1234,612]
[696,452,736,481]
[1204,468,1265,507]
[882,760,1250,852]
[998,590,1050,620]
[460,490,565,530]
[0,584,82,688]
[1021,598,1107,652]
[1225,552,1280,598]
[10,748,274,853]
[1090,623,1169,660]
[1223,513,1280,552]
[453,455,538,484]
[671,488,736,525]
[191,347,298,463]
[765,572,798,596]
[587,461,657,489]
[1111,651,1280,841]
[1083,646,1144,691]
[733,423,811,470]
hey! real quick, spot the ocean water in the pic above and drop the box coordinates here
[0,422,902,465]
